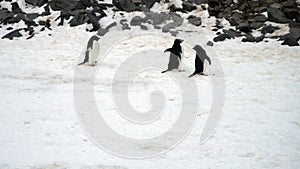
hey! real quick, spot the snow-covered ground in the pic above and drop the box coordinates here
[1,1,300,169]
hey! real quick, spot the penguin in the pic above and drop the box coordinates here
[161,39,184,73]
[78,35,100,66]
[77,22,116,66]
[189,45,211,77]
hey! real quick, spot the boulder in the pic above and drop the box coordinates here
[113,0,137,12]
[0,9,14,23]
[188,15,202,26]
[2,29,22,40]
[11,2,22,14]
[261,24,279,34]
[213,33,231,42]
[280,28,300,46]
[130,16,145,26]
[182,1,197,12]
[267,7,290,23]
[69,12,88,27]
[207,40,214,46]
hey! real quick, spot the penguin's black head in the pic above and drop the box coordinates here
[174,39,184,44]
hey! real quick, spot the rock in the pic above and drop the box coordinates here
[267,7,290,23]
[289,21,300,29]
[228,12,243,26]
[254,14,267,22]
[120,19,127,25]
[162,13,183,32]
[26,13,40,20]
[2,29,22,40]
[282,7,299,20]
[242,34,264,43]
[25,0,48,7]
[11,2,22,14]
[168,4,187,13]
[142,0,159,9]
[154,25,161,29]
[250,22,264,29]
[261,24,280,34]
[122,23,131,30]
[86,12,101,31]
[69,12,88,27]
[280,28,300,46]
[190,0,207,5]
[140,24,148,30]
[50,0,79,11]
[144,12,169,25]
[130,16,144,26]
[207,40,214,46]
[236,22,252,33]
[182,1,197,12]
[170,31,178,37]
[113,0,137,12]
[213,33,231,42]
[188,15,202,26]
[223,29,242,38]
[0,9,14,23]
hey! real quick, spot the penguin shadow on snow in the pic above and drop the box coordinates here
[161,39,185,73]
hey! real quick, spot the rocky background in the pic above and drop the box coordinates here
[0,0,299,46]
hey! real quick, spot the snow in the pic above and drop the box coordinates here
[0,1,300,169]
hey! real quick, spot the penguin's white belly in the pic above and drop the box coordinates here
[89,41,100,65]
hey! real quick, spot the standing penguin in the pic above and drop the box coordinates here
[189,45,211,77]
[161,39,184,73]
[78,35,100,66]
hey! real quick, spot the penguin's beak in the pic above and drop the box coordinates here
[179,39,184,43]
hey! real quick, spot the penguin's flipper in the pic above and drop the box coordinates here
[78,51,89,66]
[206,56,212,65]
[164,48,172,53]
[161,69,170,73]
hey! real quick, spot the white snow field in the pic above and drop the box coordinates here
[1,1,300,169]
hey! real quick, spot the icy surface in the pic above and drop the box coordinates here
[0,1,300,169]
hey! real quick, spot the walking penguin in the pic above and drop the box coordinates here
[161,39,184,73]
[189,45,211,77]
[78,35,100,66]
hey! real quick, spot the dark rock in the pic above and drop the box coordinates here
[122,23,131,30]
[154,25,161,29]
[130,16,144,26]
[26,13,40,20]
[2,29,22,39]
[254,6,267,13]
[267,7,290,23]
[86,12,101,31]
[11,2,22,14]
[168,4,187,13]
[280,28,300,46]
[140,24,148,30]
[250,22,264,29]
[25,0,48,7]
[261,24,280,34]
[69,12,88,27]
[207,40,214,46]
[26,33,35,40]
[182,1,197,12]
[142,0,159,9]
[213,33,231,42]
[228,12,243,26]
[282,7,299,20]
[170,31,178,37]
[6,27,13,30]
[223,28,242,38]
[254,14,267,22]
[50,0,78,11]
[242,34,264,43]
[113,0,137,12]
[120,19,127,25]
[191,0,207,5]
[289,21,300,29]
[236,22,252,33]
[0,9,14,23]
[188,15,201,26]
